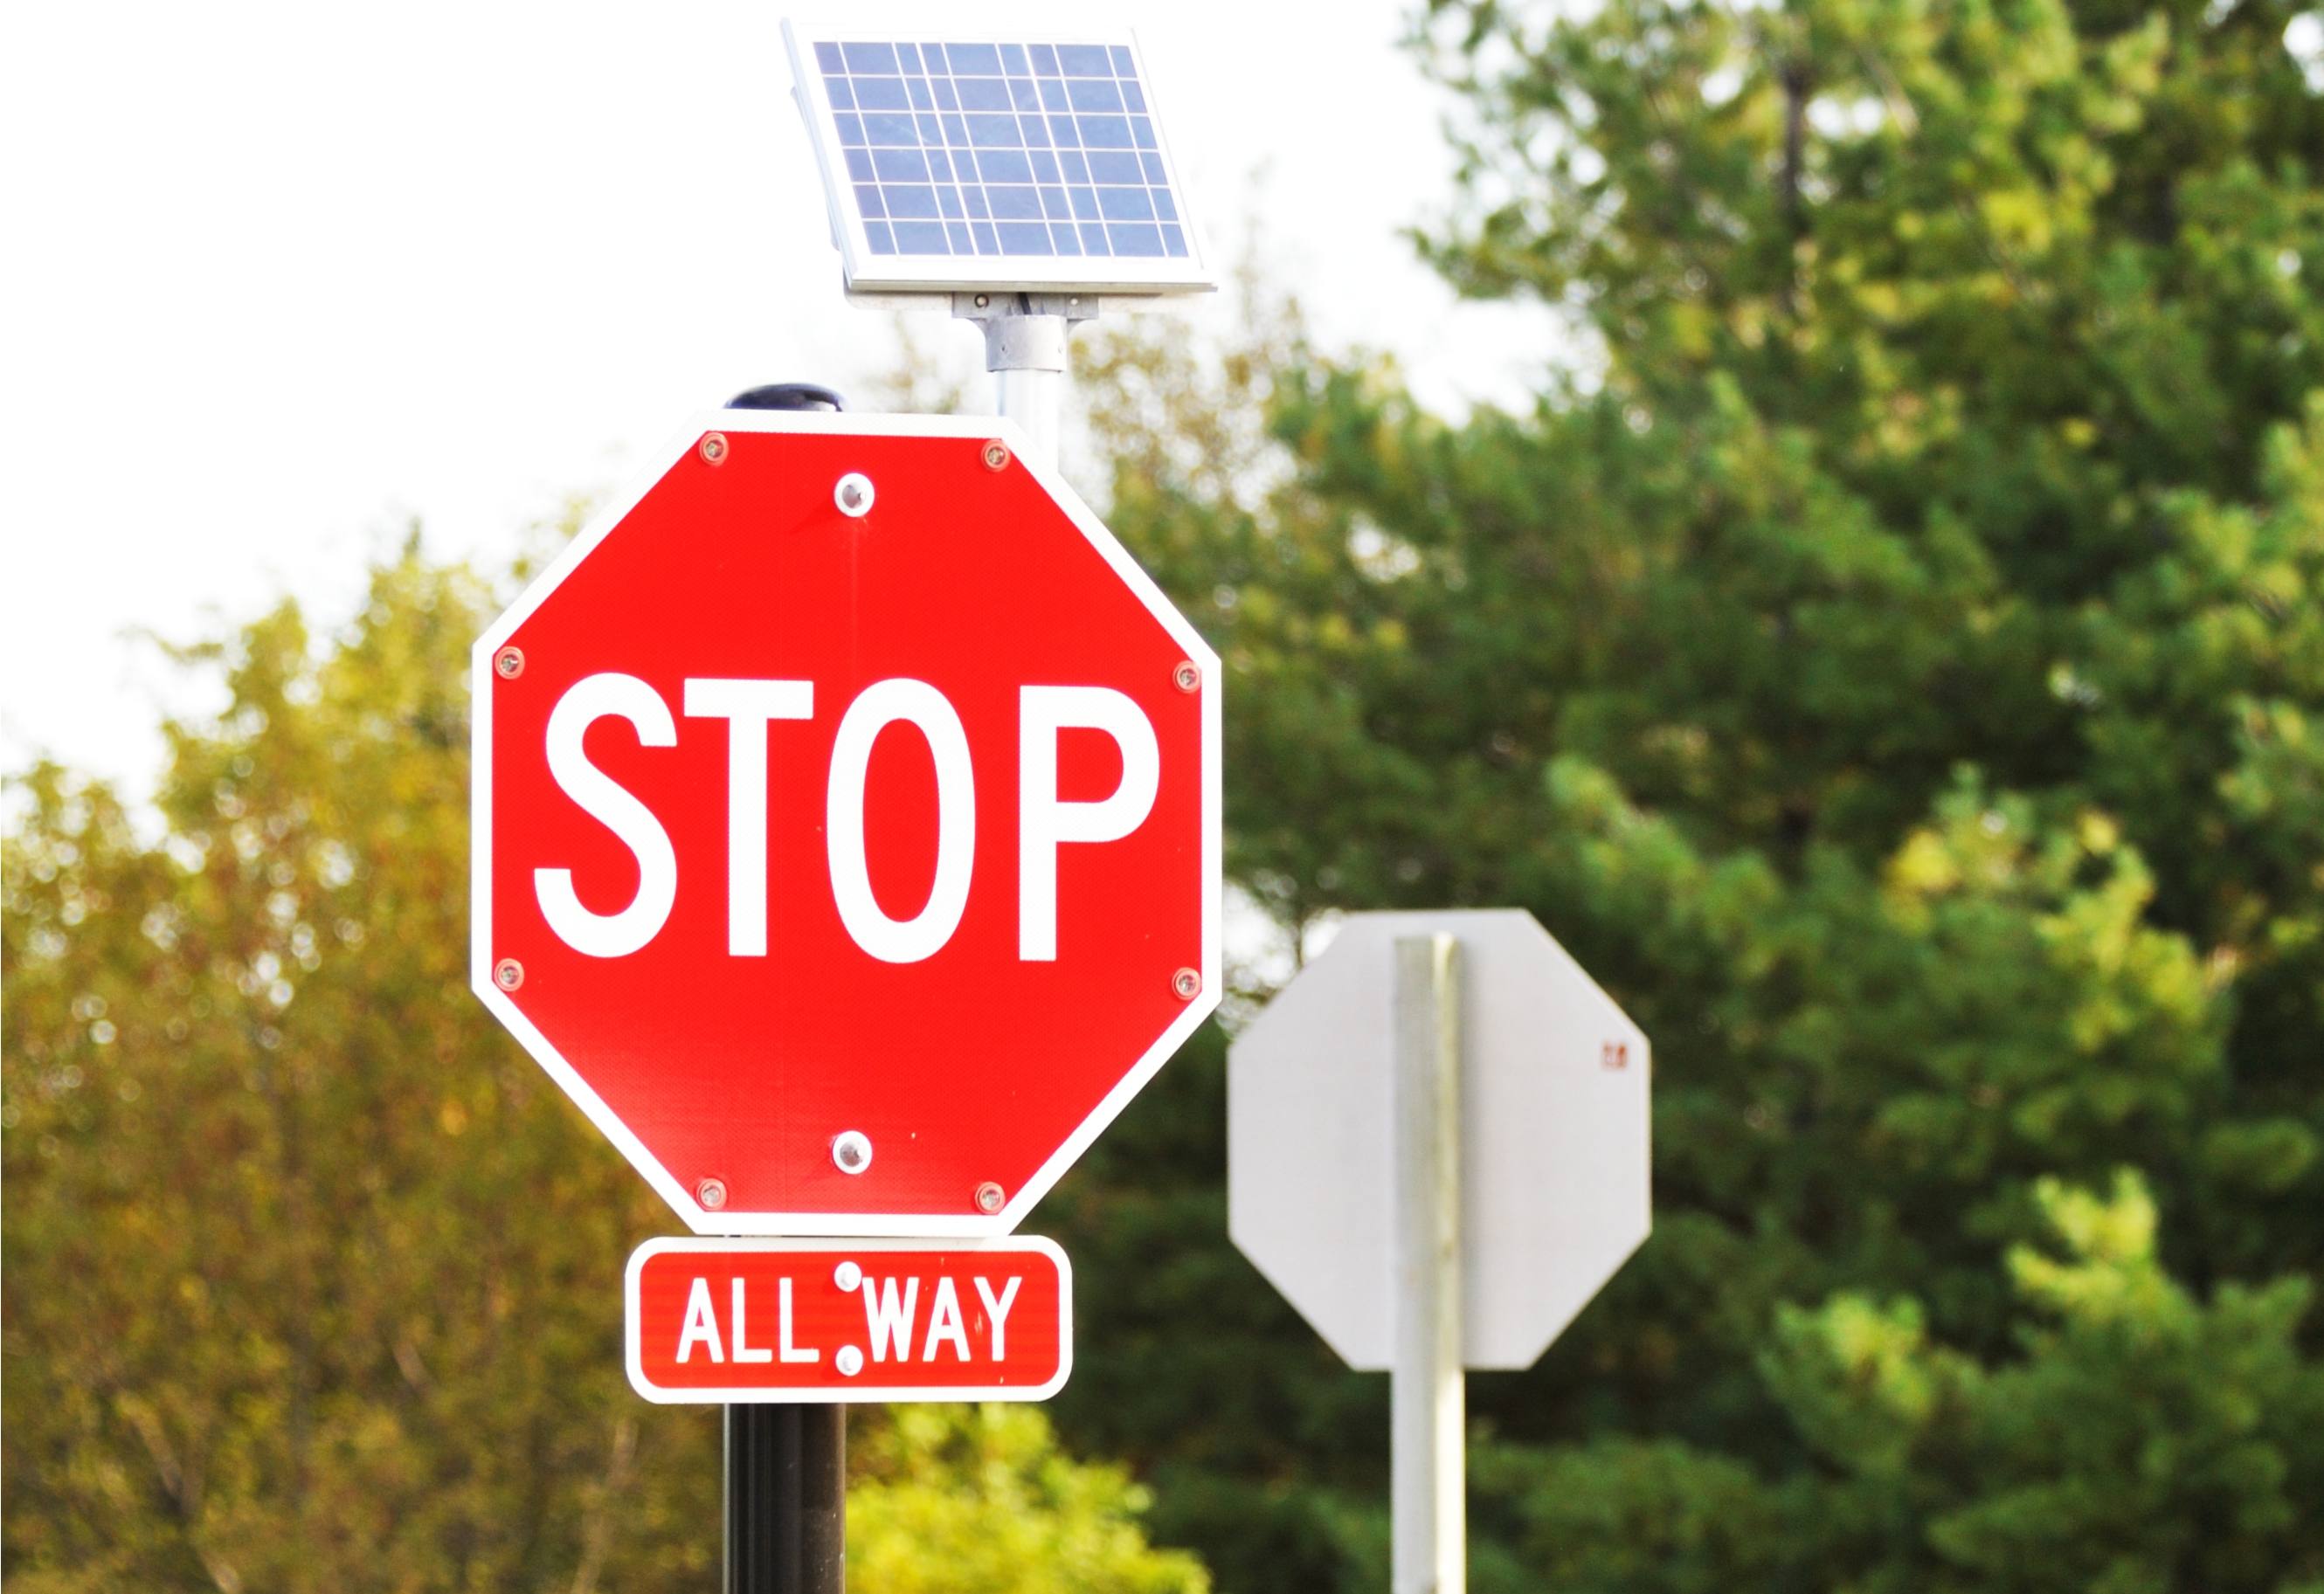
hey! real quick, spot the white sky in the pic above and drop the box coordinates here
[1,1,1556,797]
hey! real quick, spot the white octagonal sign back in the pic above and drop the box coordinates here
[1228,909,1650,1371]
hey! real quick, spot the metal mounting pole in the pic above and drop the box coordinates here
[719,379,847,1594]
[954,292,1098,475]
[1393,933,1464,1594]
[726,1406,846,1594]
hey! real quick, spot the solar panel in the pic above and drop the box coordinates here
[782,21,1213,295]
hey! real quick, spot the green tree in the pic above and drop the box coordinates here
[1,546,1207,1591]
[1035,2,2324,1588]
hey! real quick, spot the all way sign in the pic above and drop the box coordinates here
[626,1238,1070,1404]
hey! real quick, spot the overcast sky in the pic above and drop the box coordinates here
[2,1,1559,796]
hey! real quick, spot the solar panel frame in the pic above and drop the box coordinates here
[781,17,1214,296]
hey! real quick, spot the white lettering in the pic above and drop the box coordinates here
[778,1277,819,1363]
[827,680,976,963]
[922,1276,972,1363]
[681,678,814,956]
[1018,686,1159,960]
[730,1276,772,1363]
[535,673,679,956]
[863,1276,920,1363]
[972,1274,1021,1362]
[676,1276,723,1364]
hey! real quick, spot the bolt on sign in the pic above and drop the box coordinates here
[470,411,1222,1236]
[626,1239,1070,1404]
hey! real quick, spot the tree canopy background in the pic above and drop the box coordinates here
[8,0,2324,1590]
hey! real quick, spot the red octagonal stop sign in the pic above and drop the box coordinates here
[471,412,1220,1234]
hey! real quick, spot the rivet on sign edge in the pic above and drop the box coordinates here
[700,431,729,465]
[833,1260,863,1291]
[832,1129,874,1174]
[833,472,875,518]
[980,438,1010,471]
[696,1177,728,1210]
[493,957,523,991]
[974,1181,1006,1214]
[494,645,525,680]
[1172,659,1200,693]
[836,1345,866,1376]
[1172,967,1202,1000]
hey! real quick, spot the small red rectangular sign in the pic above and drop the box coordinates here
[625,1237,1071,1404]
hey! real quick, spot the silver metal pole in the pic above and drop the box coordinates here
[954,293,1096,476]
[1393,933,1465,1594]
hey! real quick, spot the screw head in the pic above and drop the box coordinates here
[832,1129,873,1174]
[494,645,525,680]
[833,472,875,518]
[696,1177,728,1210]
[836,1344,866,1376]
[1172,659,1200,693]
[833,1260,863,1291]
[980,438,1010,471]
[1172,967,1202,1000]
[699,431,729,465]
[493,957,523,991]
[973,293,991,308]
[974,1181,1006,1214]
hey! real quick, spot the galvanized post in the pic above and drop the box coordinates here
[1392,933,1464,1594]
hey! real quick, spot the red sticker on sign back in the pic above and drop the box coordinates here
[625,1237,1071,1404]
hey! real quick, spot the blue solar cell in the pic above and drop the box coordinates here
[813,34,1193,271]
[1108,222,1162,255]
[1097,186,1152,221]
[979,148,1033,183]
[1067,79,1121,113]
[964,114,1015,148]
[988,185,1042,220]
[1088,150,1142,183]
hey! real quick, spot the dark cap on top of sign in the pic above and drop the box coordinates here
[728,383,846,412]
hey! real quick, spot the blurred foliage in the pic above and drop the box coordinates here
[0,549,1207,1590]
